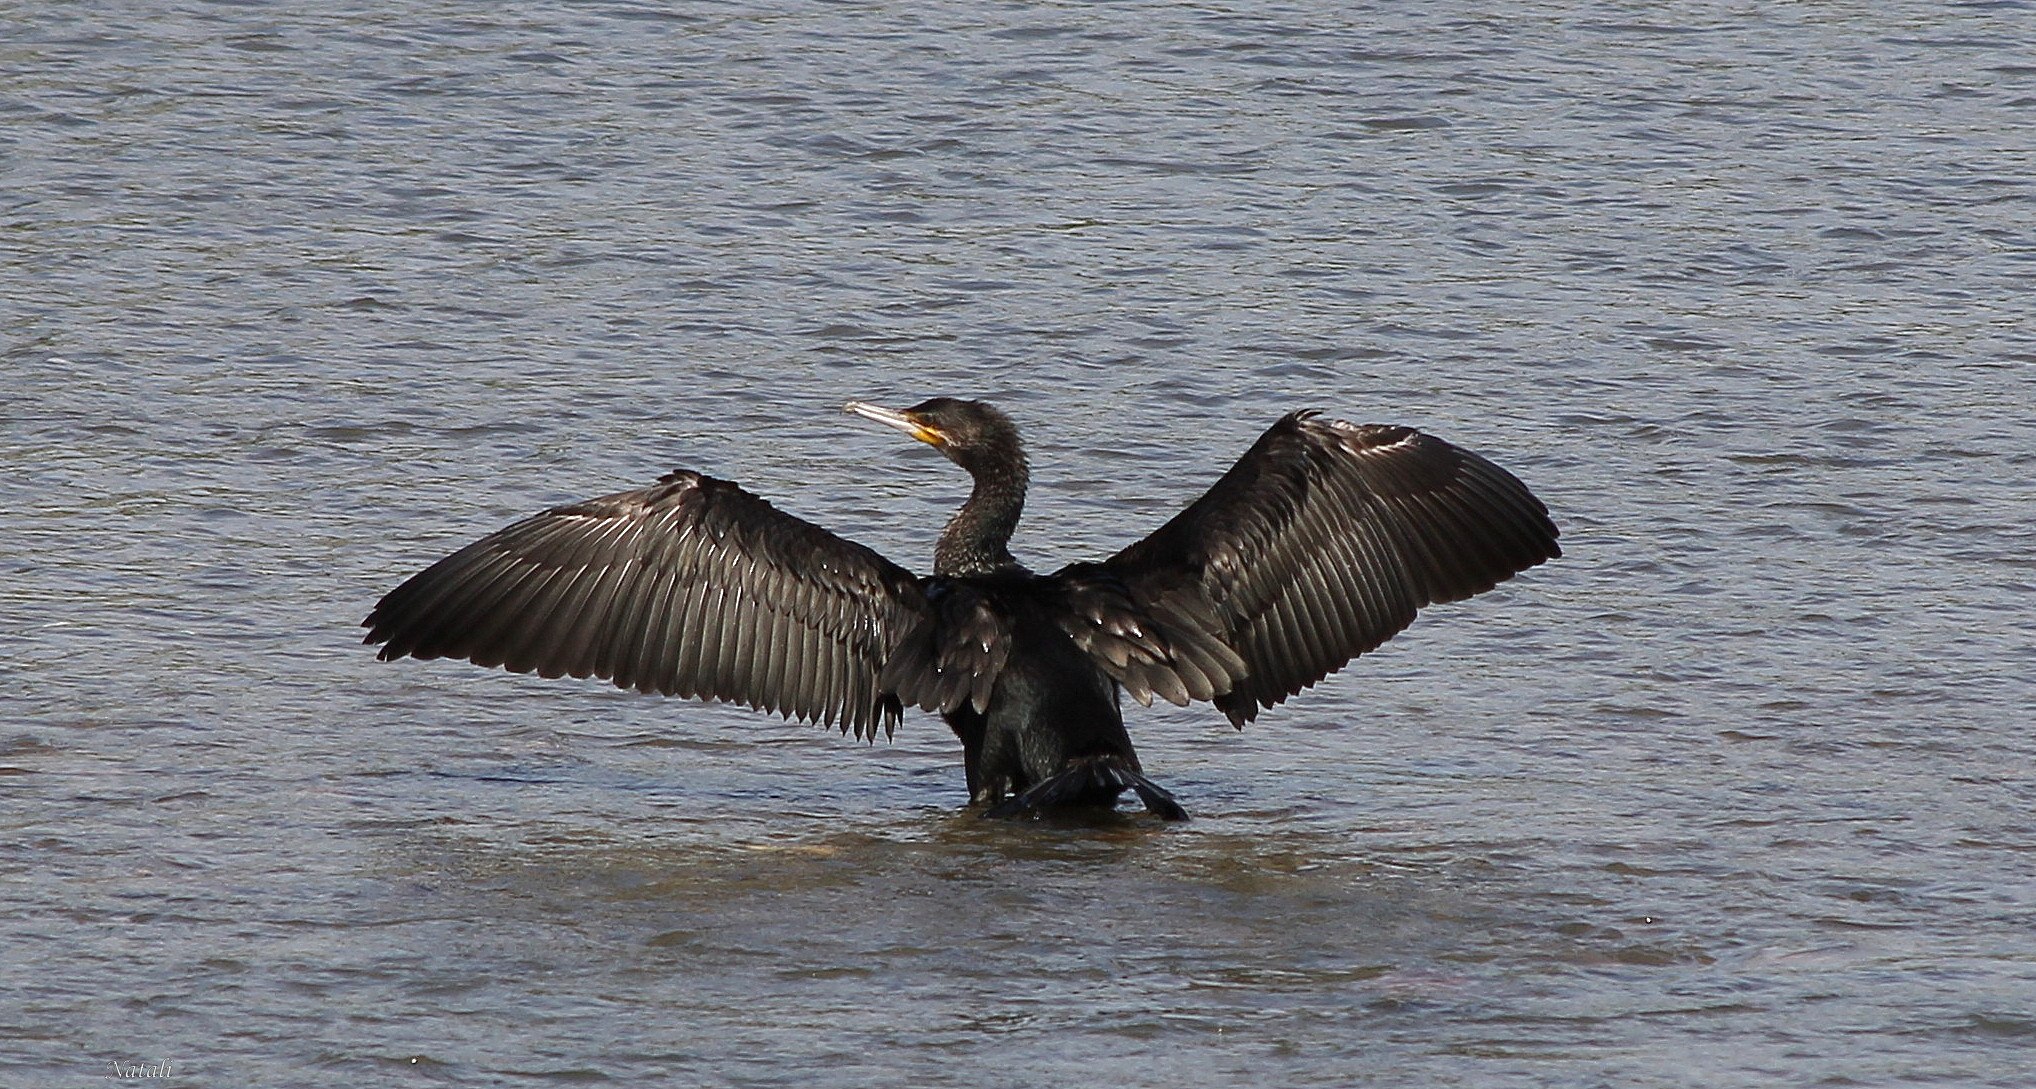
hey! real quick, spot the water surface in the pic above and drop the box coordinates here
[4,2,2034,1086]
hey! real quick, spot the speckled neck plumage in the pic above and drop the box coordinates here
[934,449,1028,577]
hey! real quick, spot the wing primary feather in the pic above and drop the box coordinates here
[760,601,793,714]
[820,651,845,733]
[625,561,682,694]
[629,560,681,692]
[670,572,712,699]
[367,542,510,649]
[530,560,617,679]
[374,546,526,660]
[727,585,763,706]
[463,562,568,669]
[573,560,641,682]
[694,582,734,699]
[591,559,652,685]
[797,621,824,724]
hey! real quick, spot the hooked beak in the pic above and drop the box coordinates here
[844,400,946,447]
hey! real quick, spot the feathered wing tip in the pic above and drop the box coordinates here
[362,470,930,742]
[1089,411,1559,727]
[1321,418,1560,604]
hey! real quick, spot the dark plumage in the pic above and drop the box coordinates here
[363,398,1559,820]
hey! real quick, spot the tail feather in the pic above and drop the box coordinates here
[982,756,1189,821]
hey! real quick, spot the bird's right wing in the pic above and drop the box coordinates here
[363,470,930,740]
[1081,411,1560,726]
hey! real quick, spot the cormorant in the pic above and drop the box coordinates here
[362,398,1559,820]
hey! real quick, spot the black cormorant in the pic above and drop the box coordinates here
[362,398,1559,820]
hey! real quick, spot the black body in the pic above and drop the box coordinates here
[926,576,1177,818]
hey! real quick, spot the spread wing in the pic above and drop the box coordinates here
[362,470,930,740]
[1082,411,1560,726]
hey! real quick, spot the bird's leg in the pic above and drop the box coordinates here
[946,708,992,804]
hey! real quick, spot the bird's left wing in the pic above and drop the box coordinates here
[363,470,930,740]
[1072,411,1559,726]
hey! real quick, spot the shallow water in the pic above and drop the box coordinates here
[5,2,2035,1086]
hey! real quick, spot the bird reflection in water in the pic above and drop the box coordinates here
[364,398,1558,820]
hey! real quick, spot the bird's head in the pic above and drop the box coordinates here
[845,397,1025,478]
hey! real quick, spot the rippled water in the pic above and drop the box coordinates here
[6,2,2035,1086]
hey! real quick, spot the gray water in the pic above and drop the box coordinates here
[6,2,2035,1086]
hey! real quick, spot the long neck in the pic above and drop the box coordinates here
[934,453,1028,577]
